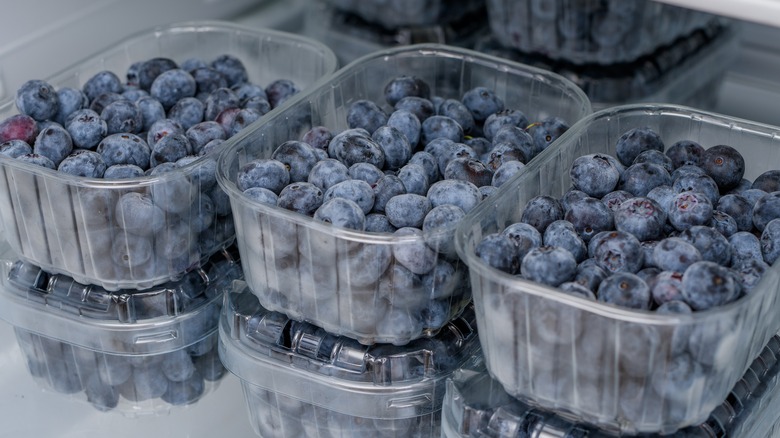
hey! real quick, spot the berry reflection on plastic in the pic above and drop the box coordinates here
[0,54,299,290]
[234,74,573,345]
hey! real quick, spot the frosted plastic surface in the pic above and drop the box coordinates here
[0,21,337,291]
[216,43,591,345]
[455,104,780,435]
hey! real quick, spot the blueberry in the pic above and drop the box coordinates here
[558,281,597,300]
[16,153,55,168]
[521,195,565,234]
[462,86,504,123]
[601,190,633,212]
[136,57,178,91]
[672,172,720,206]
[227,107,262,137]
[589,230,644,274]
[103,163,145,179]
[700,145,745,191]
[15,79,59,122]
[543,220,586,263]
[119,364,169,402]
[236,159,290,194]
[384,75,430,106]
[147,118,184,147]
[33,124,72,166]
[564,196,615,242]
[632,149,673,173]
[491,161,525,188]
[150,69,197,110]
[443,157,491,187]
[82,70,124,102]
[372,174,406,213]
[272,140,320,183]
[678,225,732,266]
[394,96,434,122]
[668,191,713,232]
[438,98,475,134]
[327,129,385,169]
[190,66,229,98]
[752,191,780,231]
[760,218,780,265]
[307,158,349,191]
[574,258,608,291]
[266,78,300,108]
[347,99,388,134]
[408,151,440,184]
[204,87,240,121]
[487,142,528,172]
[365,213,396,233]
[752,170,780,193]
[121,87,148,102]
[521,245,577,286]
[427,179,481,213]
[729,231,763,266]
[397,163,430,195]
[656,300,693,314]
[618,162,671,198]
[613,197,666,241]
[529,117,569,156]
[476,233,520,274]
[386,110,421,148]
[710,210,739,238]
[96,133,150,169]
[422,204,465,255]
[597,272,651,310]
[392,227,437,274]
[161,349,196,382]
[57,150,106,177]
[482,109,528,143]
[150,132,191,167]
[569,153,621,198]
[84,374,119,412]
[314,197,365,230]
[421,115,464,145]
[465,136,493,159]
[324,179,375,214]
[682,261,740,310]
[0,139,32,158]
[162,370,205,406]
[101,99,143,135]
[372,125,411,171]
[670,164,706,184]
[186,121,226,154]
[348,162,384,185]
[243,187,278,206]
[615,127,664,167]
[88,92,126,114]
[653,237,702,273]
[301,125,334,152]
[242,96,272,115]
[210,54,248,87]
[385,194,431,229]
[66,109,106,149]
[733,257,769,294]
[492,126,535,160]
[664,140,704,169]
[714,194,752,232]
[650,270,685,306]
[167,97,204,130]
[0,114,38,145]
[278,182,324,216]
[435,142,477,175]
[726,178,753,196]
[54,87,88,126]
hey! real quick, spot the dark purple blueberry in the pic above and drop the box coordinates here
[492,161,525,188]
[427,179,481,213]
[150,132,191,167]
[167,97,204,130]
[438,98,475,134]
[346,99,388,135]
[710,210,739,238]
[151,69,197,110]
[597,273,651,310]
[682,261,740,310]
[589,230,644,274]
[421,115,464,145]
[493,125,534,157]
[670,164,706,183]
[82,70,124,101]
[101,99,143,134]
[278,182,324,216]
[665,140,705,169]
[502,221,543,260]
[89,92,127,115]
[678,225,732,266]
[465,136,492,158]
[543,219,587,263]
[570,153,621,198]
[271,140,320,183]
[487,142,529,171]
[241,95,271,115]
[668,191,713,232]
[33,124,72,166]
[761,218,780,265]
[483,108,528,141]
[529,116,568,156]
[716,194,753,232]
[15,79,59,121]
[700,145,745,191]
[0,139,32,158]
[632,149,672,173]
[136,57,177,91]
[372,125,412,171]
[372,174,406,213]
[0,114,38,144]
[726,178,753,195]
[394,96,435,122]
[650,270,685,306]
[57,150,106,178]
[147,118,184,147]
[66,109,107,149]
[574,258,608,291]
[190,67,228,97]
[653,237,702,273]
[476,232,522,275]
[236,158,290,194]
[327,129,385,169]
[227,107,262,137]
[301,126,334,153]
[615,127,664,167]
[753,191,780,231]
[204,87,240,121]
[384,75,431,107]
[462,86,504,123]
[210,54,248,87]
[752,170,780,193]
[444,157,492,187]
[265,79,299,108]
[564,196,615,242]
[614,197,666,241]
[521,195,564,234]
[561,189,588,212]
[54,87,88,125]
[521,245,577,286]
[186,121,226,154]
[618,162,671,198]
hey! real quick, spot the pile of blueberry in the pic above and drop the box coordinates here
[0,54,299,287]
[6,248,242,412]
[476,126,778,313]
[234,74,571,344]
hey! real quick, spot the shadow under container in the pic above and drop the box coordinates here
[0,245,243,415]
[218,281,483,438]
[0,21,337,291]
[455,104,780,435]
[442,335,780,438]
[216,43,592,346]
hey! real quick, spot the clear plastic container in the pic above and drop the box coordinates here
[321,0,485,29]
[454,104,780,435]
[216,43,592,346]
[0,21,338,291]
[442,335,780,437]
[486,0,720,65]
[304,1,490,65]
[218,281,483,438]
[0,244,243,415]
[475,20,739,111]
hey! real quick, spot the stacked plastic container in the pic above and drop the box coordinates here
[0,21,338,414]
[480,0,735,110]
[455,104,780,435]
[215,44,592,436]
[303,0,489,64]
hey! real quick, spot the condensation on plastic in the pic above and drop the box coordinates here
[322,0,485,29]
[218,280,483,438]
[455,104,780,435]
[441,336,780,437]
[216,43,592,346]
[0,21,338,291]
[486,0,720,65]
